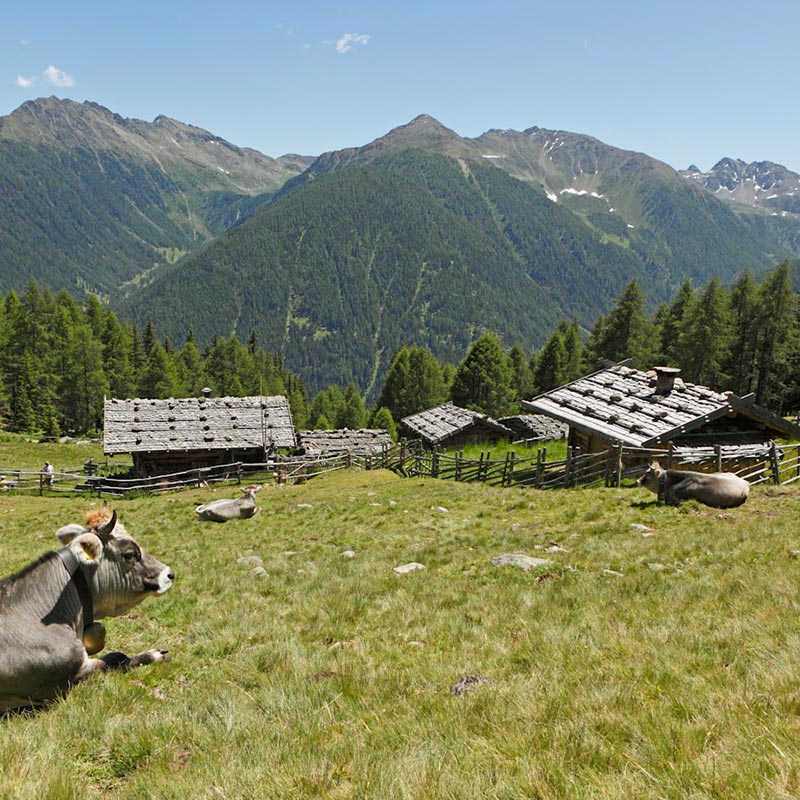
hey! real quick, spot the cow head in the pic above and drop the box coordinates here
[636,460,664,494]
[56,509,174,619]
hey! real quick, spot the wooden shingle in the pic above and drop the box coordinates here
[103,395,296,455]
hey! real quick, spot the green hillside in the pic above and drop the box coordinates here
[120,150,645,397]
[0,98,311,297]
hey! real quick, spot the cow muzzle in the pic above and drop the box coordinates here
[145,565,175,595]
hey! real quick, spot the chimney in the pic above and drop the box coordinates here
[201,387,212,399]
[652,367,680,395]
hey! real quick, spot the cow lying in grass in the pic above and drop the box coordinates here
[637,460,750,508]
[0,508,174,711]
[195,485,261,522]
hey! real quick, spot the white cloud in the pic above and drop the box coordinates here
[335,32,369,54]
[43,65,75,87]
[15,65,76,90]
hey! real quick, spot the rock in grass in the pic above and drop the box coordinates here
[237,555,263,565]
[341,550,356,559]
[250,567,268,578]
[450,674,492,696]
[491,554,553,571]
[393,562,425,574]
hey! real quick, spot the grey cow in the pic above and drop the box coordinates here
[0,509,174,711]
[195,485,262,522]
[637,460,750,508]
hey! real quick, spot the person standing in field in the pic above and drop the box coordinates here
[42,461,55,487]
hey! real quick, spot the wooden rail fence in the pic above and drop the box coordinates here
[1,440,798,497]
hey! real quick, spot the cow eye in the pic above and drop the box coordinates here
[123,550,139,562]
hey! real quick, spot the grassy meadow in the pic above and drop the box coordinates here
[2,442,800,798]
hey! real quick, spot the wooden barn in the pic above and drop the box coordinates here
[104,394,296,477]
[401,402,514,450]
[297,429,393,457]
[522,363,800,461]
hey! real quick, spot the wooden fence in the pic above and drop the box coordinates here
[2,440,799,497]
[392,440,800,490]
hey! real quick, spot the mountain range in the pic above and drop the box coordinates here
[2,97,799,397]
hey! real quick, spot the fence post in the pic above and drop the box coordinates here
[432,447,440,479]
[536,448,544,488]
[503,451,515,487]
[564,447,573,488]
[455,450,462,482]
[714,445,722,473]
[769,442,781,484]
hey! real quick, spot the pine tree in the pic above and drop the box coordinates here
[450,333,516,417]
[754,261,795,407]
[406,347,448,415]
[309,385,346,429]
[138,342,180,398]
[102,312,137,399]
[654,279,694,366]
[507,343,534,400]
[677,276,732,388]
[371,406,398,440]
[722,270,759,396]
[583,278,653,368]
[378,347,411,421]
[178,338,206,396]
[59,324,108,432]
[561,320,584,381]
[341,382,368,429]
[533,330,568,392]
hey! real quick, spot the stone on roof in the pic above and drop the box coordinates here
[499,414,568,442]
[298,429,392,456]
[401,402,513,444]
[103,395,295,454]
[522,364,800,447]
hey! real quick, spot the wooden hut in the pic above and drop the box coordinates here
[297,429,393,456]
[522,363,800,461]
[104,394,296,477]
[401,402,513,449]
[499,414,568,443]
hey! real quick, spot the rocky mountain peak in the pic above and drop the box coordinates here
[680,157,800,216]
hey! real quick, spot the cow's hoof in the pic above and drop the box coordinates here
[139,649,171,665]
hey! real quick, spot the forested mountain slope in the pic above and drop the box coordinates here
[121,150,650,397]
[0,97,312,296]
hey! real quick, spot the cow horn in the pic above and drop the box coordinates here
[95,509,117,540]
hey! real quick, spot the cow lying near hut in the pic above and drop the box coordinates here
[0,508,174,711]
[637,460,750,508]
[195,485,262,522]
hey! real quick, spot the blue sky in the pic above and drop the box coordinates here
[3,0,799,172]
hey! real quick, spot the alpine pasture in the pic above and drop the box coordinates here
[2,442,800,798]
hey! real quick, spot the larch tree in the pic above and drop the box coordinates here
[677,276,732,389]
[450,333,516,417]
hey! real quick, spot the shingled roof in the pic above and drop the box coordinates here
[499,414,568,442]
[297,429,393,456]
[103,395,295,455]
[401,402,513,445]
[522,363,800,448]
